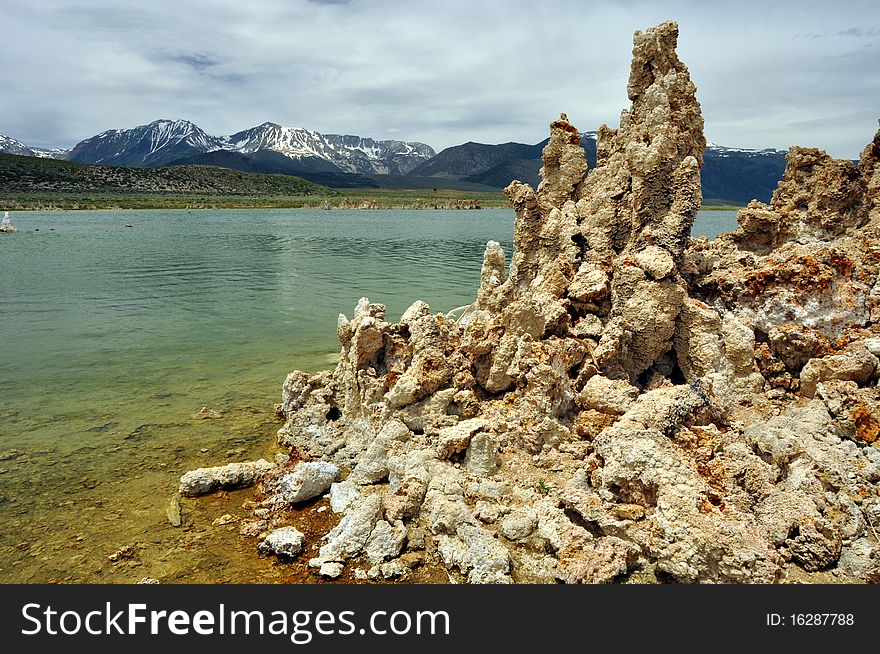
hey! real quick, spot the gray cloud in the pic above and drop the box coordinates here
[1,0,878,158]
[166,52,223,72]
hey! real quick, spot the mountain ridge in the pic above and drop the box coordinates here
[421,131,786,204]
[0,151,329,198]
[1,121,789,203]
[16,118,436,175]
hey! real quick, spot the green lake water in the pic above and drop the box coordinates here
[0,207,737,583]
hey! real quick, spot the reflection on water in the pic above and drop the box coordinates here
[0,207,738,582]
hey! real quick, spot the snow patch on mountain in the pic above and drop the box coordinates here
[218,122,435,175]
[31,147,72,159]
[705,141,787,158]
[0,134,36,156]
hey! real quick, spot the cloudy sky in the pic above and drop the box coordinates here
[2,0,878,158]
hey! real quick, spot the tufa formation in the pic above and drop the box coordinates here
[183,21,880,583]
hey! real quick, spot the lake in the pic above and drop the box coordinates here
[0,207,738,582]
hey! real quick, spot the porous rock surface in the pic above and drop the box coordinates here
[258,526,305,559]
[179,459,275,497]
[189,21,880,583]
[277,461,340,504]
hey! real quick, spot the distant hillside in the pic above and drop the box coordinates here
[463,158,542,188]
[164,150,380,188]
[407,141,543,178]
[364,174,499,192]
[413,132,785,204]
[701,146,788,204]
[0,153,329,196]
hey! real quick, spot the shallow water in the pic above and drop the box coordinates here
[0,207,737,582]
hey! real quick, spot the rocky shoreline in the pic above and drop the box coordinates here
[180,21,880,584]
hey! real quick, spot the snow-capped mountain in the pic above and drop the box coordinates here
[2,120,787,203]
[0,134,70,158]
[66,119,224,167]
[53,119,435,173]
[705,142,787,158]
[0,134,36,156]
[221,122,434,175]
[31,147,72,159]
[323,133,435,175]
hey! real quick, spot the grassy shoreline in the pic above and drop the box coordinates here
[1,189,504,211]
[2,190,744,212]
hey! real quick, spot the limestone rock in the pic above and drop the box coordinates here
[349,420,409,484]
[318,562,344,579]
[556,537,639,584]
[436,418,486,459]
[258,526,305,559]
[278,461,340,504]
[383,476,427,522]
[329,480,361,513]
[437,524,512,584]
[179,459,274,497]
[799,344,878,398]
[817,380,880,444]
[499,508,538,541]
[464,431,501,477]
[634,246,676,280]
[364,520,407,564]
[311,494,384,566]
[576,375,639,415]
[252,20,880,586]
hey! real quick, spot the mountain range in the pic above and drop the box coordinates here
[405,133,789,204]
[0,133,66,159]
[0,119,789,203]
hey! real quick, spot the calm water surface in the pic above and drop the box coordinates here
[0,208,737,582]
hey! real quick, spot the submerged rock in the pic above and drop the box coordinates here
[213,21,880,585]
[166,495,183,527]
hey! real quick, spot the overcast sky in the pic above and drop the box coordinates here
[2,0,878,158]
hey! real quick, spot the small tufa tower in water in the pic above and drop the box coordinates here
[0,211,17,234]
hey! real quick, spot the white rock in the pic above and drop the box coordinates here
[578,375,639,415]
[864,338,880,357]
[474,500,503,524]
[464,432,500,476]
[179,459,274,497]
[634,245,675,280]
[401,300,431,325]
[258,526,305,558]
[499,508,538,541]
[436,418,486,459]
[279,461,340,504]
[349,420,409,484]
[368,561,408,579]
[319,562,344,579]
[312,494,384,565]
[437,524,511,584]
[364,520,407,564]
[329,480,361,513]
[422,473,476,534]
